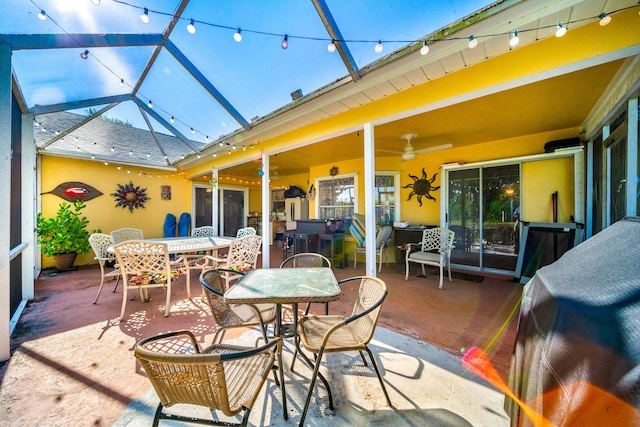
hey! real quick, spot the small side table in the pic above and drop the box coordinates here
[319,233,345,268]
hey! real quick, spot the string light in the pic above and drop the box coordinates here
[599,13,611,26]
[80,50,89,59]
[147,100,153,108]
[119,78,125,87]
[281,34,288,49]
[37,10,46,20]
[186,18,196,34]
[170,116,175,123]
[375,40,383,53]
[420,40,429,55]
[328,39,336,53]
[509,30,519,47]
[468,35,478,49]
[140,8,150,24]
[233,28,242,42]
[555,22,567,37]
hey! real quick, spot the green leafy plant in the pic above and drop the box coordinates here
[36,200,98,257]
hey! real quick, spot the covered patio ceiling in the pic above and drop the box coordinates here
[4,0,639,179]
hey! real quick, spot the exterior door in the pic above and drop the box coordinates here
[193,185,212,227]
[219,188,246,237]
[447,164,520,273]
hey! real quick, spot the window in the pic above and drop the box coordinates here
[316,174,356,220]
[375,173,400,225]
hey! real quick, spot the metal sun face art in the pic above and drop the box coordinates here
[403,168,440,206]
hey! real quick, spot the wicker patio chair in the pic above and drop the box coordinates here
[203,235,262,290]
[113,240,185,321]
[200,268,277,344]
[135,330,287,427]
[89,233,121,304]
[297,276,392,426]
[405,227,455,289]
[110,227,144,244]
[236,226,257,238]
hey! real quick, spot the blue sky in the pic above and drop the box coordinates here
[5,0,490,142]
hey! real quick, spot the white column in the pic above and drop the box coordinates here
[0,42,12,362]
[363,123,376,277]
[21,113,35,300]
[261,155,270,267]
[211,168,219,235]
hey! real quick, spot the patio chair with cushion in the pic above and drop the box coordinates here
[203,235,262,290]
[297,275,392,426]
[405,227,455,289]
[236,226,257,238]
[113,240,185,321]
[110,227,144,244]
[200,268,277,344]
[89,233,121,304]
[353,224,393,272]
[135,330,287,427]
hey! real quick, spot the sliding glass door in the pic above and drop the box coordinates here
[448,164,520,273]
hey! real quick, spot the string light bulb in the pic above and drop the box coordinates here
[170,116,175,123]
[140,8,150,24]
[468,35,478,49]
[375,40,383,53]
[509,30,519,47]
[281,34,288,49]
[129,150,133,156]
[38,10,47,20]
[328,39,336,53]
[598,13,611,26]
[111,146,115,152]
[233,28,242,42]
[119,78,125,87]
[91,0,100,5]
[147,100,153,108]
[420,40,429,56]
[555,22,567,37]
[80,50,89,59]
[190,127,195,134]
[186,18,196,34]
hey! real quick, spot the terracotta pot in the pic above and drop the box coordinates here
[53,252,77,270]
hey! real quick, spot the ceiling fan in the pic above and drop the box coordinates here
[378,133,453,160]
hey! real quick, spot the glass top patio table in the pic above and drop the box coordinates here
[224,267,341,305]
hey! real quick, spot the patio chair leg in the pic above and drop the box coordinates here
[92,275,106,304]
[364,346,392,407]
[438,264,444,289]
[299,348,333,427]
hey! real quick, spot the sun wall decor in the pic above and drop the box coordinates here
[329,165,339,176]
[112,181,150,212]
[403,168,440,206]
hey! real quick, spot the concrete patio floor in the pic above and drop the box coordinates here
[0,248,523,426]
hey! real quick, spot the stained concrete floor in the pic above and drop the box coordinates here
[0,248,523,426]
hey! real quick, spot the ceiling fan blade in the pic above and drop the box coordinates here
[376,149,403,154]
[414,143,453,154]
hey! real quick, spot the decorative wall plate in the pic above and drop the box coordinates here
[403,168,440,206]
[112,181,149,212]
[42,181,102,202]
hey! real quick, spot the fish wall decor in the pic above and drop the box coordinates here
[42,182,103,202]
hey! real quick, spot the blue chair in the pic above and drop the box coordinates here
[163,213,176,237]
[178,212,191,237]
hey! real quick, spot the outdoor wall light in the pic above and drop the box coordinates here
[187,19,196,34]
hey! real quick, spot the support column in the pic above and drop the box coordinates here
[0,42,13,361]
[21,113,35,300]
[363,123,376,277]
[211,168,219,235]
[261,155,270,267]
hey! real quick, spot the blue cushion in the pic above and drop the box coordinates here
[350,224,365,246]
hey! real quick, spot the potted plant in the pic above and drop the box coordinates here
[36,199,98,270]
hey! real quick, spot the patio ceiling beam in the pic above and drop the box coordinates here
[137,106,173,166]
[1,33,164,50]
[29,94,131,115]
[311,0,360,82]
[39,102,119,150]
[132,96,202,154]
[163,40,250,131]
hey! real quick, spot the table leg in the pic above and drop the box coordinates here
[290,303,299,371]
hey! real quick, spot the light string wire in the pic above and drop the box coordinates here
[29,0,639,170]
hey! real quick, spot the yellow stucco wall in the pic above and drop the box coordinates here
[40,156,192,268]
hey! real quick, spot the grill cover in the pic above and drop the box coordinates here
[506,217,640,426]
